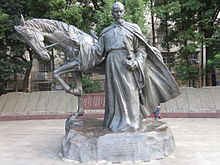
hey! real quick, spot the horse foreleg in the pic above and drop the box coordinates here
[61,71,84,118]
[72,95,84,117]
[53,61,84,117]
[53,61,81,95]
[71,72,84,117]
[54,69,82,96]
[53,73,71,91]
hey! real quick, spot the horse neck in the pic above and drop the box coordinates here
[28,19,71,51]
[43,32,71,53]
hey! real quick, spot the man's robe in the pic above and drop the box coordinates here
[100,22,180,117]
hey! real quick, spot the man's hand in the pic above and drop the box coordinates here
[122,59,138,71]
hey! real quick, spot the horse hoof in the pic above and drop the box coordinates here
[70,109,83,118]
[77,109,84,116]
[68,114,78,120]
[66,89,82,96]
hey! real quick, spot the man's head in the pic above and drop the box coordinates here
[112,2,125,22]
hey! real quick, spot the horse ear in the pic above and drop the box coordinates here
[20,14,25,26]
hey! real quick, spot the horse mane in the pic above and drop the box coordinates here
[24,18,85,36]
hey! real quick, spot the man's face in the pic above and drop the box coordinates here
[112,7,125,21]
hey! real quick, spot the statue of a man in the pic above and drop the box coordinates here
[81,2,180,131]
[14,2,179,132]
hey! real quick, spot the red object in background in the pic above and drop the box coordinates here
[83,93,105,110]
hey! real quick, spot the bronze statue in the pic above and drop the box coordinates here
[15,2,180,131]
[87,2,180,131]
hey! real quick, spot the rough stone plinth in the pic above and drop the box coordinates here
[61,118,175,163]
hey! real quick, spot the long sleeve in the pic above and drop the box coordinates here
[92,35,106,58]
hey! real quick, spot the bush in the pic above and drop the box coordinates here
[82,74,101,93]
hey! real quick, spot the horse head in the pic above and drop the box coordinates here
[14,16,50,61]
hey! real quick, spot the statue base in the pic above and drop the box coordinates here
[61,118,175,163]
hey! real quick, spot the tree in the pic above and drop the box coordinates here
[0,10,9,39]
[154,0,220,86]
[0,0,68,93]
[0,10,9,94]
[0,0,36,93]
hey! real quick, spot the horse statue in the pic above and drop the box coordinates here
[14,15,104,117]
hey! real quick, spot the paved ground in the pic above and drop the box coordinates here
[0,118,219,165]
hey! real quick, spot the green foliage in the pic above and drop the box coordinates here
[0,54,12,93]
[174,60,199,81]
[44,1,86,31]
[94,0,115,34]
[207,54,220,69]
[0,0,38,93]
[42,0,100,33]
[82,74,101,93]
[154,0,220,83]
[154,1,181,19]
[123,0,147,34]
[0,10,9,39]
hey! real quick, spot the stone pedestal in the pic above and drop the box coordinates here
[61,118,175,163]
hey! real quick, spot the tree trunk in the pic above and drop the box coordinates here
[150,0,155,46]
[205,46,216,86]
[23,48,33,92]
[165,19,172,71]
[14,71,18,92]
[212,71,216,86]
[200,43,204,87]
[22,65,32,92]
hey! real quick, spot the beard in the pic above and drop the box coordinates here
[114,17,124,24]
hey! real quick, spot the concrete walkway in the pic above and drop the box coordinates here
[0,118,219,165]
